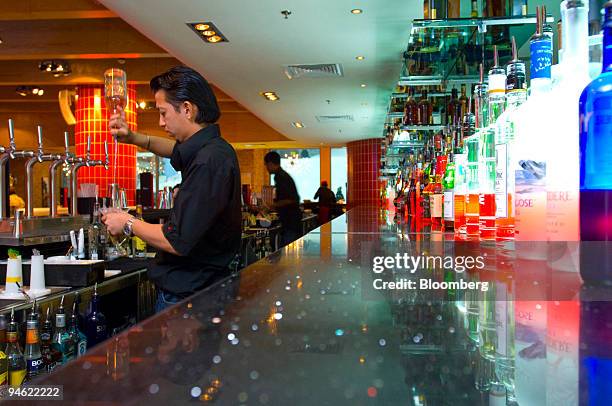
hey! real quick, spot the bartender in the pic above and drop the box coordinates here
[103,66,242,312]
[264,151,301,246]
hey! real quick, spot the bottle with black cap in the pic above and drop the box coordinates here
[84,283,108,347]
[52,295,75,363]
[6,309,25,386]
[40,308,62,373]
[24,307,43,380]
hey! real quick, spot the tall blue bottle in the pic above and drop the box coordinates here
[84,283,108,347]
[579,2,612,284]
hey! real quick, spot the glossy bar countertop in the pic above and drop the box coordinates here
[33,208,611,405]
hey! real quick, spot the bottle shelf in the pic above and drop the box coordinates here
[411,14,554,31]
[398,73,481,87]
[400,125,445,132]
[392,92,451,99]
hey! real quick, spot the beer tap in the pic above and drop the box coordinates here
[0,119,34,220]
[89,140,110,170]
[25,126,62,218]
[49,132,73,218]
[68,135,93,216]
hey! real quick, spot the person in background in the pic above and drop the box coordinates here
[313,181,336,223]
[264,151,301,246]
[9,185,25,212]
[104,66,242,312]
[335,186,345,203]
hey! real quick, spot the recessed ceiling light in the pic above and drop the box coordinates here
[260,91,279,101]
[356,56,365,60]
[188,22,228,43]
[207,35,223,43]
[360,84,367,88]
[351,9,363,14]
[194,23,210,31]
[38,89,44,96]
[139,101,147,109]
[0,38,3,44]
[292,122,305,128]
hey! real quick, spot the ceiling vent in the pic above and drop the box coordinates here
[284,64,344,79]
[315,115,354,123]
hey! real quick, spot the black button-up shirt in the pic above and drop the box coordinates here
[150,124,241,296]
[273,168,301,232]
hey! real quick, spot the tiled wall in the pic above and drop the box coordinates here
[75,85,137,205]
[347,138,382,208]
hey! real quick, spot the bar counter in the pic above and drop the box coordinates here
[30,208,610,405]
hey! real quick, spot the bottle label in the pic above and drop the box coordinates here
[488,74,506,94]
[26,329,39,344]
[530,38,552,80]
[443,191,454,220]
[431,194,443,217]
[9,369,26,387]
[26,357,43,377]
[515,160,547,242]
[495,144,508,217]
[77,340,87,357]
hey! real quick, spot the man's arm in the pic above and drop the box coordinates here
[127,130,176,158]
[132,219,180,255]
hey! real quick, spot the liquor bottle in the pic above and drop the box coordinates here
[480,46,505,241]
[84,283,108,347]
[471,0,479,17]
[403,88,419,126]
[131,205,147,258]
[40,308,62,373]
[24,311,43,380]
[52,296,75,363]
[579,1,612,284]
[459,84,468,117]
[447,87,463,127]
[0,314,7,386]
[448,0,461,18]
[417,90,432,125]
[6,311,25,387]
[465,65,487,238]
[430,155,446,227]
[495,37,527,241]
[69,302,87,358]
[513,6,554,246]
[90,202,107,260]
[421,163,434,222]
[431,0,448,19]
[442,156,456,230]
[424,0,431,19]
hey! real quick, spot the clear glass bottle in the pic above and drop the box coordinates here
[24,312,43,380]
[40,308,62,373]
[442,156,456,230]
[579,1,612,284]
[6,311,25,387]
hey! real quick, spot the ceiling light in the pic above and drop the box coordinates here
[38,89,44,96]
[32,88,39,95]
[351,9,363,14]
[356,56,365,60]
[207,35,223,43]
[292,122,305,128]
[188,22,228,43]
[15,85,44,97]
[39,60,71,76]
[139,101,147,109]
[360,84,367,88]
[0,38,3,44]
[260,91,279,101]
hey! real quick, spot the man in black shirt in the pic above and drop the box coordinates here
[313,181,336,223]
[264,152,302,246]
[103,66,241,312]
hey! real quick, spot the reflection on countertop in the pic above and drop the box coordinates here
[32,208,611,405]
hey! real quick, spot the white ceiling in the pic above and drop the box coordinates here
[98,0,419,145]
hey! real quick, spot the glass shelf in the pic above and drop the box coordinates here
[391,91,451,99]
[400,125,445,132]
[411,14,554,31]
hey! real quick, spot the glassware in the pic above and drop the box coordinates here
[104,68,127,191]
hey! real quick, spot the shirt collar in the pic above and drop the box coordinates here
[170,124,220,171]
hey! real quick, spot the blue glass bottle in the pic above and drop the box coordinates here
[579,2,612,284]
[84,283,108,347]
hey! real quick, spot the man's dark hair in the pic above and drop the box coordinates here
[150,66,220,124]
[173,183,181,191]
[264,151,281,165]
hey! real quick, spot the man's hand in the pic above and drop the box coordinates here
[102,211,132,236]
[109,105,133,144]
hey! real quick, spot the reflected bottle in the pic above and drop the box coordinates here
[579,1,612,285]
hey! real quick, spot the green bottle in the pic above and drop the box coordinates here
[69,301,87,358]
[52,296,75,363]
[6,310,26,387]
[442,158,456,230]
